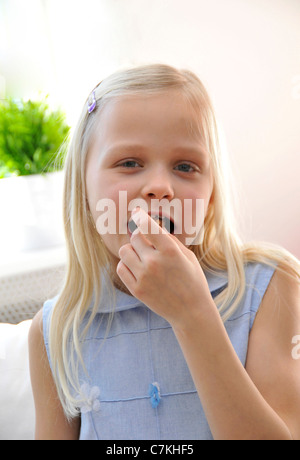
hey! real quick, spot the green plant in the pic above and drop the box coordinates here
[0,96,70,177]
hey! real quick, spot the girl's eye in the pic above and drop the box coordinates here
[119,160,140,168]
[174,163,196,173]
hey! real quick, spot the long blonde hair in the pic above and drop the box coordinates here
[48,63,300,418]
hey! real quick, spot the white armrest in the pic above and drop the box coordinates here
[0,320,34,440]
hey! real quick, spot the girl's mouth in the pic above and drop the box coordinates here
[128,215,175,235]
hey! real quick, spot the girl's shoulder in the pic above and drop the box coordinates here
[245,264,300,438]
[256,262,300,321]
[243,261,277,296]
[243,260,299,316]
[43,294,59,316]
[42,295,59,332]
[28,308,44,352]
[220,261,277,326]
[39,295,60,369]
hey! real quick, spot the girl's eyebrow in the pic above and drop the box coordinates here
[104,143,148,156]
[170,145,209,160]
[103,143,208,160]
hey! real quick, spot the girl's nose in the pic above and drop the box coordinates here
[141,170,174,201]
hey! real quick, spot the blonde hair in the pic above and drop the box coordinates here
[48,63,300,418]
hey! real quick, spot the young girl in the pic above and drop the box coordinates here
[29,64,300,440]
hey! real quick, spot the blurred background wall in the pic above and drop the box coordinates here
[0,0,299,258]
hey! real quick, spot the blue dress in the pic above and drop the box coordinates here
[43,262,276,440]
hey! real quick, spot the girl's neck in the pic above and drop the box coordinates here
[108,262,133,296]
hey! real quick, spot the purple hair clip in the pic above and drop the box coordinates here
[88,90,97,114]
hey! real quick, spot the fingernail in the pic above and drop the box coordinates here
[131,206,140,215]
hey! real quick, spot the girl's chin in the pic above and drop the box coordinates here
[101,235,131,258]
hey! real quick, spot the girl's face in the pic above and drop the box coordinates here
[85,91,214,264]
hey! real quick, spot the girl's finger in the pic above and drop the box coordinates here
[130,228,156,260]
[131,208,174,251]
[119,241,142,265]
[131,208,193,259]
[116,260,136,291]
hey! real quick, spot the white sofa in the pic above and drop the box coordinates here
[0,247,66,440]
[0,320,35,440]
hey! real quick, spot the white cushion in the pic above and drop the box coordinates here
[0,320,35,440]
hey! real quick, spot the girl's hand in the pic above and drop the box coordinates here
[116,208,215,328]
